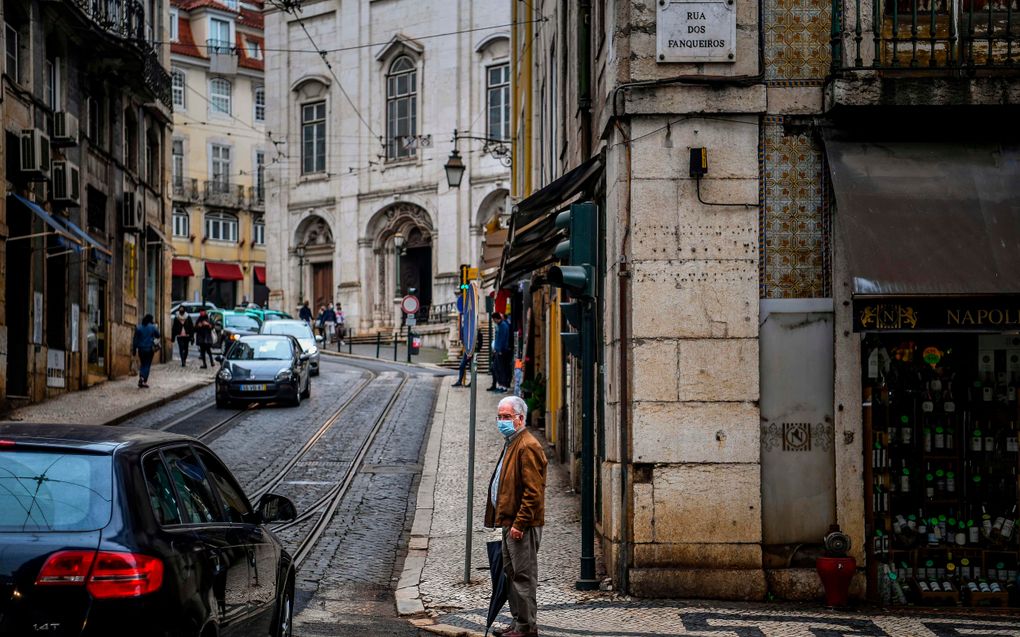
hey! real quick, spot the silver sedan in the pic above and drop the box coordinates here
[258,319,322,375]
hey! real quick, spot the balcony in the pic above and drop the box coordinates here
[829,0,1020,108]
[173,178,202,203]
[207,38,238,75]
[249,186,265,211]
[54,0,173,110]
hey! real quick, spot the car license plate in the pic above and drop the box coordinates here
[240,384,267,392]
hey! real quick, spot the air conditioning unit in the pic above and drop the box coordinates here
[19,129,51,179]
[122,191,144,232]
[53,112,80,146]
[51,160,81,206]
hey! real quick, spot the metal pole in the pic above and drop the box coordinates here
[464,353,478,583]
[407,328,413,363]
[349,328,353,354]
[376,332,381,358]
[393,327,399,361]
[577,298,599,590]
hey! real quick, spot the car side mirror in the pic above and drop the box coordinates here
[315,335,324,344]
[257,493,296,523]
[299,353,311,362]
[215,355,224,363]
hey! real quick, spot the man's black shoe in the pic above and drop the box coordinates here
[491,624,515,637]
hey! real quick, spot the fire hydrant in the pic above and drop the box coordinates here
[816,525,856,608]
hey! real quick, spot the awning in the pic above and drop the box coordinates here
[172,258,195,277]
[54,216,113,262]
[253,265,266,284]
[7,193,82,249]
[205,262,244,281]
[826,141,1020,296]
[497,154,603,288]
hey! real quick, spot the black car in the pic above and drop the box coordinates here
[211,311,262,350]
[0,424,297,637]
[216,335,311,408]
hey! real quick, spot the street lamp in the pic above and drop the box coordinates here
[295,243,306,307]
[393,232,405,297]
[444,149,466,188]
[443,129,512,189]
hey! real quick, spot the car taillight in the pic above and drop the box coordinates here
[0,439,15,446]
[36,551,163,599]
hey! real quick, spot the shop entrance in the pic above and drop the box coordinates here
[863,332,1019,607]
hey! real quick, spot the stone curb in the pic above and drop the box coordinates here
[411,619,485,637]
[396,377,451,620]
[320,348,451,371]
[102,379,213,427]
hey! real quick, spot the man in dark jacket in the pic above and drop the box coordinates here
[170,308,194,367]
[485,395,547,637]
[299,300,313,324]
[490,313,512,392]
[194,310,215,368]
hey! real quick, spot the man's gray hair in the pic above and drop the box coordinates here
[498,395,528,419]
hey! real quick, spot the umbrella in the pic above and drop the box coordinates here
[485,539,509,636]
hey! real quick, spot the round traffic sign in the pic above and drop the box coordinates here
[401,295,420,315]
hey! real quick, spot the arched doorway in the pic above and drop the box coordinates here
[366,203,434,327]
[293,214,334,311]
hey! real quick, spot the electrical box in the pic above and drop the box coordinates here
[689,147,708,178]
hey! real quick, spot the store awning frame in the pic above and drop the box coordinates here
[7,193,83,251]
[497,153,603,288]
[253,265,266,284]
[54,215,113,263]
[205,262,245,281]
[824,140,1020,297]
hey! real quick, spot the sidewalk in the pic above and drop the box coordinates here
[321,344,451,367]
[1,358,215,426]
[403,376,1020,637]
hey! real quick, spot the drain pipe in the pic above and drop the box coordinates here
[615,118,633,594]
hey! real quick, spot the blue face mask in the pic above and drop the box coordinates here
[497,418,516,438]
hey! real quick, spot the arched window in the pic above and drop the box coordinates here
[205,211,238,242]
[209,78,231,114]
[171,69,186,109]
[254,86,265,122]
[386,56,417,160]
[252,215,265,245]
[172,208,190,237]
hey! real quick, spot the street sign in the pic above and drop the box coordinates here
[401,295,420,315]
[405,316,417,326]
[461,282,477,353]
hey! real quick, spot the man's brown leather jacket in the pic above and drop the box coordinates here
[484,428,547,530]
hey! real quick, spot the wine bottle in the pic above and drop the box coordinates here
[924,427,933,452]
[925,464,935,499]
[972,423,983,452]
[1001,505,1017,541]
[934,426,945,450]
[1006,421,1018,453]
[901,415,912,445]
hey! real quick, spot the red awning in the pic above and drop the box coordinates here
[205,262,244,281]
[171,258,195,277]
[253,265,266,284]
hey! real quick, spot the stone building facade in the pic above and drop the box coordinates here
[507,0,1020,603]
[263,0,510,331]
[1,0,172,410]
[168,0,268,308]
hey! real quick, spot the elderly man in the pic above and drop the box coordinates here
[485,395,548,637]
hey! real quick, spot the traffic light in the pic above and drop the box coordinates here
[548,202,596,298]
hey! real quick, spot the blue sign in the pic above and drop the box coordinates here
[461,284,477,353]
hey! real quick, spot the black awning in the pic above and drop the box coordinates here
[497,154,603,288]
[825,141,1020,297]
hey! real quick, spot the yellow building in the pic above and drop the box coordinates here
[168,0,267,310]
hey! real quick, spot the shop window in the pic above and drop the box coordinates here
[205,210,238,243]
[385,56,417,160]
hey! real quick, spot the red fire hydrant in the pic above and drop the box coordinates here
[816,526,856,608]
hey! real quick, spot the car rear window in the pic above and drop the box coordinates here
[0,449,113,532]
[263,323,312,339]
[225,315,260,330]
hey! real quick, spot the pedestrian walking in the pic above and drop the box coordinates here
[335,304,346,348]
[453,327,484,388]
[322,303,337,343]
[170,307,194,367]
[194,310,215,369]
[131,314,161,388]
[299,300,313,324]
[489,312,511,392]
[485,395,547,637]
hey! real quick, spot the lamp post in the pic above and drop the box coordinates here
[393,232,405,299]
[295,243,306,309]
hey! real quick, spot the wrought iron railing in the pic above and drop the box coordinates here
[206,38,235,55]
[834,0,1020,69]
[142,46,172,109]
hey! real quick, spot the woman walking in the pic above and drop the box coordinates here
[194,310,215,368]
[132,314,161,388]
[170,307,194,366]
